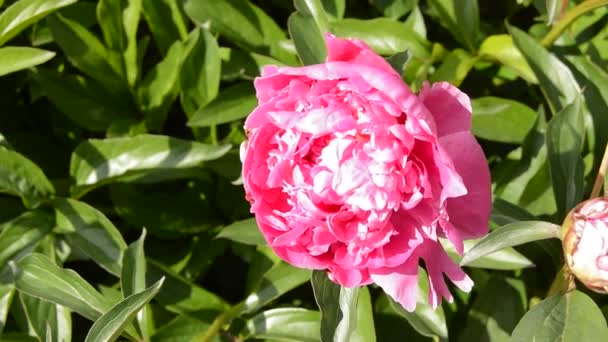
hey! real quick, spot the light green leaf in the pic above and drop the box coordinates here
[321,0,345,20]
[122,0,142,87]
[142,0,187,55]
[479,34,537,83]
[47,14,126,93]
[244,262,311,313]
[180,27,221,116]
[472,96,538,143]
[546,0,562,25]
[0,148,54,208]
[443,238,534,270]
[404,5,427,38]
[0,0,77,46]
[0,46,54,76]
[351,287,375,342]
[510,25,581,114]
[85,278,164,342]
[121,229,148,340]
[386,268,447,338]
[427,0,479,51]
[69,134,231,198]
[288,12,327,65]
[0,283,14,334]
[34,68,132,132]
[243,308,321,342]
[330,18,430,57]
[12,253,113,321]
[150,315,213,342]
[511,291,608,341]
[294,0,329,31]
[52,198,127,277]
[430,48,477,86]
[0,210,53,271]
[546,95,585,218]
[187,82,256,127]
[216,218,266,246]
[18,293,72,342]
[460,221,561,267]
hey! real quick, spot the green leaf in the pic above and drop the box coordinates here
[294,0,329,31]
[351,287,376,342]
[216,218,266,246]
[0,148,54,208]
[321,0,345,20]
[180,27,221,116]
[404,5,427,38]
[18,293,72,342]
[545,0,562,25]
[150,315,213,342]
[188,82,256,127]
[311,270,362,342]
[121,230,148,340]
[52,198,127,276]
[219,47,283,81]
[430,48,477,86]
[427,0,479,51]
[243,308,321,342]
[0,333,39,342]
[0,283,14,334]
[288,12,327,65]
[459,277,526,341]
[69,134,231,198]
[460,221,561,267]
[511,291,608,341]
[372,0,417,19]
[0,0,77,46]
[244,262,311,313]
[386,50,412,76]
[85,277,164,342]
[121,0,142,87]
[0,46,54,76]
[443,238,534,270]
[386,268,447,338]
[330,18,430,57]
[546,95,585,218]
[12,253,113,321]
[510,25,581,114]
[479,34,537,83]
[142,0,188,55]
[34,68,132,132]
[471,96,538,143]
[47,14,126,93]
[0,210,54,270]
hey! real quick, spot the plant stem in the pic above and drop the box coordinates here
[542,0,608,47]
[199,302,245,342]
[590,143,608,198]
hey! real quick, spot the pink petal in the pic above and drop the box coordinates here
[370,257,420,312]
[419,81,472,138]
[325,33,397,75]
[438,132,491,239]
[422,242,473,308]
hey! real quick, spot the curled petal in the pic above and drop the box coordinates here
[370,257,420,312]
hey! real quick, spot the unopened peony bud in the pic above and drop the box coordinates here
[562,196,608,293]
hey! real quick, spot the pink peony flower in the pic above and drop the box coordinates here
[562,196,608,293]
[240,34,491,311]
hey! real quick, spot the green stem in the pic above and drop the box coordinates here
[546,265,576,297]
[590,143,608,199]
[199,302,245,342]
[542,0,608,47]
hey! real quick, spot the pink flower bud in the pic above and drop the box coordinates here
[562,196,608,293]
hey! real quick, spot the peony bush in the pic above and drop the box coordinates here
[0,0,607,341]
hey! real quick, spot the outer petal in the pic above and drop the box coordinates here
[325,33,397,75]
[419,81,472,138]
[370,257,420,312]
[439,131,491,239]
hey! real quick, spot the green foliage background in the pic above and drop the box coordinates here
[0,0,608,340]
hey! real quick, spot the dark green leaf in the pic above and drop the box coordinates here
[243,308,321,342]
[372,0,416,19]
[150,315,213,342]
[479,34,537,83]
[85,278,164,342]
[142,0,188,55]
[386,268,447,338]
[511,291,608,341]
[330,18,430,57]
[427,0,479,51]
[430,48,476,86]
[0,210,53,270]
[460,221,561,267]
[321,0,345,20]
[47,14,126,93]
[386,50,411,76]
[220,47,283,81]
[216,218,266,246]
[180,27,221,116]
[288,12,327,65]
[546,95,585,218]
[69,134,231,198]
[472,97,538,143]
[0,0,77,46]
[53,198,127,276]
[244,262,311,313]
[187,82,257,127]
[0,148,54,208]
[0,47,54,76]
[12,253,113,321]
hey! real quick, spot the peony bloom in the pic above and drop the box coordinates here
[562,196,608,293]
[240,34,491,311]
